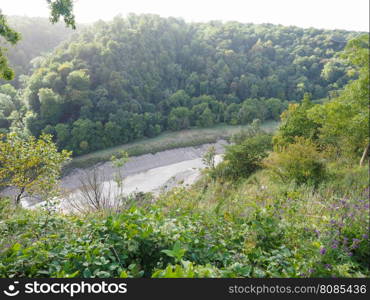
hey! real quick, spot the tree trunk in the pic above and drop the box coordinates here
[15,187,25,206]
[360,143,370,167]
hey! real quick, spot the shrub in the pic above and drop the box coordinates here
[264,137,326,186]
[214,134,272,180]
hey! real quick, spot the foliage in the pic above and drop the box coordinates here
[111,150,129,188]
[264,138,327,186]
[202,146,216,170]
[0,2,75,81]
[15,14,358,155]
[0,16,75,86]
[1,170,368,278]
[216,134,272,180]
[0,133,71,204]
[273,93,320,149]
[152,261,221,278]
[47,0,76,29]
[0,13,368,281]
[307,34,369,159]
[0,10,21,80]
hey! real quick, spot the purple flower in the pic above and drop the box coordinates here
[348,252,353,256]
[320,247,326,255]
[351,240,360,249]
[308,268,315,273]
[331,244,338,249]
[362,234,368,239]
[324,264,332,269]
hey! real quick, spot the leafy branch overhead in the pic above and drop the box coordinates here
[0,0,75,80]
[0,133,71,205]
[47,0,76,29]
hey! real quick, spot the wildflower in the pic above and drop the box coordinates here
[308,268,314,274]
[348,252,353,256]
[320,247,326,255]
[362,234,368,239]
[331,244,338,249]
[324,264,332,269]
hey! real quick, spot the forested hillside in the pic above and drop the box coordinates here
[0,9,368,279]
[5,14,359,155]
[0,33,368,278]
[0,16,75,86]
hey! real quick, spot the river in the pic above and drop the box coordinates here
[9,140,227,211]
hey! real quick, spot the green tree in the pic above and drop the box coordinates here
[168,107,191,130]
[0,10,21,79]
[197,108,215,127]
[264,137,326,186]
[273,93,320,150]
[202,145,216,170]
[0,0,75,80]
[221,134,272,179]
[265,98,286,121]
[308,34,369,163]
[0,133,71,204]
[55,123,70,149]
[38,88,63,125]
[111,150,129,188]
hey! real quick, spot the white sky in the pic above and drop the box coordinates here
[1,0,369,31]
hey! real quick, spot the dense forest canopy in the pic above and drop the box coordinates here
[1,14,362,155]
[0,16,75,86]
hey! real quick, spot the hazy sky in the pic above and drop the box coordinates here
[1,0,368,31]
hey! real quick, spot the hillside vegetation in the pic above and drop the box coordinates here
[0,14,361,156]
[1,16,75,86]
[0,32,368,278]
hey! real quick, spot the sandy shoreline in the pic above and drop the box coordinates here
[60,139,227,191]
[1,140,228,207]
